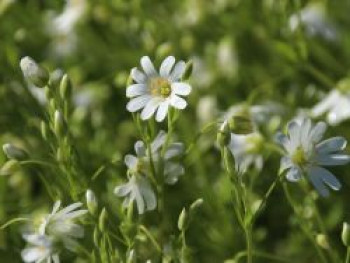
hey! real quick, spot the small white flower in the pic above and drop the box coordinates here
[276,118,350,197]
[288,3,337,41]
[21,234,59,263]
[114,131,185,214]
[39,201,87,250]
[126,56,192,122]
[228,132,264,174]
[114,175,156,215]
[311,89,350,126]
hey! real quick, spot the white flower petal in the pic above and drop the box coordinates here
[125,154,138,169]
[126,95,152,112]
[164,163,184,184]
[308,166,330,197]
[114,183,132,196]
[131,67,147,84]
[140,56,157,77]
[160,56,175,77]
[126,84,148,98]
[315,154,350,166]
[165,143,184,159]
[22,247,47,263]
[151,131,167,152]
[309,121,327,143]
[316,137,347,153]
[140,98,162,120]
[134,141,146,157]
[172,82,192,96]
[155,102,169,122]
[170,95,187,109]
[279,156,293,175]
[170,61,186,81]
[315,167,341,191]
[285,166,302,182]
[54,203,83,218]
[139,176,157,211]
[311,90,339,117]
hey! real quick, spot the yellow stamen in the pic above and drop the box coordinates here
[149,77,171,98]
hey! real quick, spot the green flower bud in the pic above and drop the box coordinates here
[178,208,189,231]
[99,208,108,232]
[2,144,28,160]
[189,198,204,213]
[44,85,54,100]
[126,250,136,263]
[183,60,193,80]
[337,78,350,93]
[228,115,254,135]
[56,147,64,162]
[217,121,231,147]
[20,56,49,88]
[0,160,20,176]
[86,189,98,216]
[316,234,329,249]
[60,74,72,100]
[41,121,51,141]
[342,222,350,247]
[54,110,66,137]
[93,227,100,247]
[156,42,172,59]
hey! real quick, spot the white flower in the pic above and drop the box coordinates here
[311,89,350,126]
[114,175,156,214]
[21,234,59,263]
[126,56,192,122]
[114,131,185,214]
[39,201,87,250]
[228,132,264,174]
[276,118,350,197]
[288,3,337,41]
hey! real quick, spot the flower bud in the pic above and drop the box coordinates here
[60,74,72,100]
[156,43,172,59]
[182,60,193,80]
[337,78,350,93]
[127,250,136,263]
[2,144,28,160]
[54,110,66,137]
[217,121,231,147]
[98,208,108,232]
[316,234,329,249]
[41,121,51,141]
[0,160,20,176]
[93,227,100,247]
[178,208,189,231]
[342,222,350,247]
[228,115,254,135]
[189,198,204,213]
[86,189,98,216]
[20,56,49,88]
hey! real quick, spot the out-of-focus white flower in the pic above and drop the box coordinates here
[311,90,350,126]
[114,174,156,215]
[126,56,192,122]
[217,37,238,78]
[276,118,350,197]
[288,3,337,41]
[21,234,59,263]
[196,96,218,125]
[39,201,87,250]
[114,131,185,214]
[228,132,264,174]
[47,0,86,57]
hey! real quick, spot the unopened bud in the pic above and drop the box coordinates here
[217,121,231,147]
[189,198,204,213]
[93,227,100,247]
[156,43,172,59]
[86,189,98,215]
[0,160,20,176]
[60,74,72,100]
[2,144,28,160]
[228,115,254,135]
[183,60,193,80]
[41,121,50,141]
[178,208,189,231]
[126,250,136,263]
[54,110,66,137]
[20,56,49,88]
[316,234,330,249]
[98,208,108,232]
[342,222,350,247]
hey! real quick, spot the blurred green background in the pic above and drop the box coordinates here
[1,0,350,262]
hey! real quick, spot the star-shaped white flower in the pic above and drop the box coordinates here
[126,56,192,122]
[228,132,264,174]
[311,89,350,126]
[39,201,87,250]
[114,131,185,214]
[21,234,59,263]
[276,118,350,197]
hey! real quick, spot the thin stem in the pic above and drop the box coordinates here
[282,183,328,263]
[245,226,253,263]
[139,225,162,254]
[346,247,350,263]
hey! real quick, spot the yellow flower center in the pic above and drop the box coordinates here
[149,77,172,98]
[292,146,307,165]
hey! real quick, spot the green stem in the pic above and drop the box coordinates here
[346,247,350,263]
[245,226,253,263]
[139,225,162,253]
[282,183,328,263]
